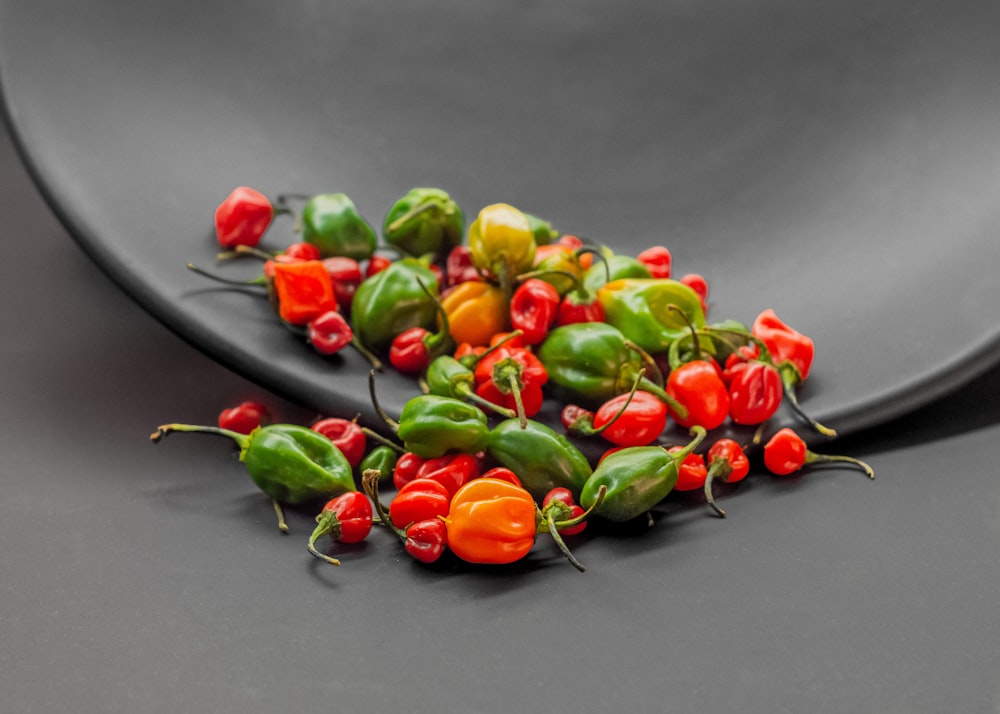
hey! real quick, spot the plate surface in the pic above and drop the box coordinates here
[3,0,1000,439]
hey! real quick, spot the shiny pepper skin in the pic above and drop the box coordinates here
[404,519,449,564]
[486,418,593,501]
[271,260,339,326]
[301,192,377,261]
[666,360,730,430]
[636,246,672,279]
[389,478,452,530]
[311,417,366,468]
[217,400,270,435]
[306,491,374,566]
[307,310,353,355]
[440,280,510,347]
[395,394,491,458]
[752,309,815,383]
[727,359,783,425]
[382,187,465,260]
[214,186,273,249]
[510,278,560,345]
[445,478,538,565]
[668,447,708,492]
[763,428,875,479]
[467,203,537,293]
[542,488,587,536]
[591,390,668,447]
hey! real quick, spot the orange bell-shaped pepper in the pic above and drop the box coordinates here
[444,478,538,565]
[439,280,510,347]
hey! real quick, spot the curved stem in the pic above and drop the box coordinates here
[306,510,342,566]
[588,370,644,436]
[456,385,517,419]
[186,263,266,287]
[507,373,527,429]
[703,460,733,518]
[149,423,249,448]
[784,384,837,438]
[350,336,383,371]
[361,469,406,539]
[360,426,405,453]
[368,370,399,432]
[805,451,875,479]
[545,510,586,573]
[272,499,290,534]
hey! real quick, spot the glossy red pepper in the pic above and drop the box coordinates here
[214,186,274,249]
[727,359,783,426]
[510,278,560,345]
[668,447,708,492]
[322,256,363,311]
[590,390,668,447]
[703,438,750,517]
[763,428,874,479]
[271,260,339,326]
[751,309,814,383]
[306,310,353,355]
[217,400,270,435]
[388,281,454,375]
[479,467,523,487]
[365,255,393,277]
[388,478,452,530]
[555,289,605,327]
[542,487,587,536]
[306,491,373,566]
[473,345,548,423]
[679,273,709,315]
[636,246,672,279]
[393,452,480,496]
[404,518,449,564]
[283,241,322,261]
[445,245,483,287]
[666,360,730,430]
[311,416,367,468]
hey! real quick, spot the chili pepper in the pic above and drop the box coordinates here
[666,359,730,430]
[679,273,709,314]
[214,186,275,249]
[217,400,270,435]
[524,211,559,246]
[444,477,538,565]
[556,287,605,327]
[480,466,522,487]
[365,254,393,277]
[391,451,426,489]
[393,394,491,458]
[467,203,537,297]
[560,404,594,433]
[321,256,363,311]
[537,322,682,417]
[542,488,587,536]
[424,355,517,418]
[439,280,510,347]
[510,278,560,345]
[388,478,452,530]
[306,310,352,355]
[703,438,750,518]
[473,344,548,424]
[150,422,355,531]
[763,428,874,479]
[283,241,322,261]
[597,278,706,354]
[590,390,668,447]
[485,417,593,500]
[579,426,706,522]
[396,452,481,496]
[362,469,449,564]
[445,245,483,287]
[306,491,373,566]
[271,260,339,326]
[636,246,672,279]
[530,245,584,295]
[357,444,398,482]
[382,187,465,259]
[300,192,377,261]
[668,447,708,492]
[311,416,367,468]
[582,252,652,291]
[727,358,783,425]
[350,258,440,352]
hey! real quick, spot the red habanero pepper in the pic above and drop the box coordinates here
[401,452,481,497]
[404,519,449,564]
[306,310,353,355]
[473,345,548,424]
[214,186,275,249]
[480,467,523,487]
[751,309,814,383]
[763,428,874,479]
[510,278,560,345]
[388,478,452,530]
[311,417,367,468]
[217,400,270,435]
[283,241,322,261]
[668,446,708,492]
[365,254,393,278]
[306,491,373,566]
[721,343,760,386]
[636,246,672,279]
[391,452,426,490]
[388,279,454,375]
[666,359,730,430]
[445,245,484,287]
[727,359,783,426]
[444,478,538,565]
[322,256,363,311]
[591,390,668,447]
[542,487,587,536]
[271,260,339,326]
[679,273,709,315]
[560,404,595,433]
[703,438,750,518]
[556,289,605,326]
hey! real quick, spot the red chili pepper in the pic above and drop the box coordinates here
[510,278,560,345]
[388,281,453,375]
[479,467,523,487]
[306,491,373,566]
[306,310,353,355]
[473,345,548,423]
[727,360,783,426]
[636,246,672,279]
[751,309,814,383]
[406,452,481,497]
[271,260,339,326]
[591,390,668,447]
[445,245,483,287]
[555,289,605,327]
[365,254,393,277]
[560,404,594,433]
[388,478,452,530]
[763,428,874,479]
[214,186,274,249]
[217,400,270,435]
[542,487,587,536]
[392,452,427,490]
[669,447,708,492]
[721,343,761,386]
[703,438,750,517]
[311,416,367,468]
[283,241,322,261]
[666,360,730,430]
[322,256,363,311]
[404,518,449,564]
[679,273,709,315]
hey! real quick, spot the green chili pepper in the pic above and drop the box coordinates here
[382,187,465,259]
[395,394,490,458]
[357,444,398,481]
[424,355,516,418]
[582,253,651,291]
[150,422,356,530]
[596,278,706,354]
[350,258,440,352]
[300,192,377,261]
[485,418,593,500]
[579,427,706,522]
[524,211,558,246]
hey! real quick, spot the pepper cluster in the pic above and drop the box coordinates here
[152,185,875,572]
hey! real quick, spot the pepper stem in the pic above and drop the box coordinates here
[783,378,837,438]
[350,335,384,372]
[415,276,453,357]
[541,485,606,573]
[368,370,400,432]
[587,370,645,437]
[306,509,342,566]
[149,423,250,449]
[186,262,267,287]
[507,372,528,429]
[805,451,875,479]
[703,459,734,518]
[272,499,290,534]
[455,386,518,419]
[361,469,406,539]
[360,426,405,453]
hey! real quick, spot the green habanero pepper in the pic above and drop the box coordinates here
[357,444,399,482]
[579,426,706,522]
[524,211,559,246]
[301,192,377,261]
[382,187,465,260]
[424,355,517,419]
[582,253,652,292]
[150,422,356,531]
[485,418,593,501]
[597,278,706,354]
[395,394,490,458]
[350,258,440,352]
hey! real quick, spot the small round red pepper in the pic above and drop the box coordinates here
[283,241,322,261]
[763,428,874,479]
[702,438,750,517]
[321,256,363,311]
[666,359,730,430]
[311,416,367,468]
[542,487,587,536]
[388,478,452,530]
[668,447,708,492]
[217,400,270,435]
[727,359,783,426]
[306,310,353,355]
[591,390,668,447]
[636,246,672,279]
[214,186,274,249]
[510,278,561,345]
[306,491,373,566]
[445,245,484,287]
[404,518,449,564]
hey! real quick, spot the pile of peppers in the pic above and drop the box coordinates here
[153,185,875,572]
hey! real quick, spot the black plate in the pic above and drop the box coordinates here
[3,0,1000,441]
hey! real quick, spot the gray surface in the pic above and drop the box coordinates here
[3,119,1000,712]
[3,0,1000,441]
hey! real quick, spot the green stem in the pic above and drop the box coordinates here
[306,510,342,566]
[186,263,267,287]
[703,459,733,518]
[361,469,406,539]
[507,373,528,429]
[784,382,837,438]
[149,423,250,448]
[272,499,290,534]
[351,336,384,372]
[360,427,405,453]
[456,385,518,419]
[385,199,446,235]
[805,451,875,479]
[368,370,399,432]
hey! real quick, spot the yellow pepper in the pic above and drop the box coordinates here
[440,280,510,347]
[467,203,536,296]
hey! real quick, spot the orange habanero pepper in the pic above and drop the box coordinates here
[444,478,538,565]
[271,260,339,326]
[440,281,510,347]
